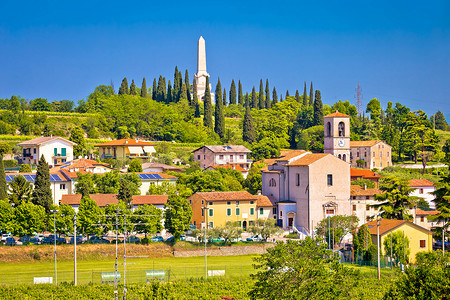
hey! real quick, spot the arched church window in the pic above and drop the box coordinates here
[269,178,276,187]
[338,154,342,159]
[338,122,345,137]
[326,122,331,137]
[343,154,346,162]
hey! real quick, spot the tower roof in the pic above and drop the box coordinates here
[324,111,349,118]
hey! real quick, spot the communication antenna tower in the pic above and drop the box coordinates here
[355,83,362,116]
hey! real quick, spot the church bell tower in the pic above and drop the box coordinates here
[323,111,350,162]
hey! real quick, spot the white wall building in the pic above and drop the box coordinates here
[409,179,436,209]
[18,136,76,167]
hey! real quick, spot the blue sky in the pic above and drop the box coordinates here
[0,1,449,117]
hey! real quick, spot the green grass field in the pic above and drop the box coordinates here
[0,254,258,285]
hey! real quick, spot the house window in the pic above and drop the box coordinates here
[295,174,300,186]
[352,196,356,200]
[327,174,333,186]
[203,155,205,160]
[209,202,213,206]
[352,205,356,212]
[239,155,244,159]
[250,208,254,215]
[366,205,370,211]
[201,200,204,205]
[357,152,359,157]
[269,178,276,187]
[193,221,196,225]
[326,209,335,215]
[373,152,375,157]
[54,159,57,165]
[280,211,282,217]
[230,155,234,162]
[60,184,66,190]
[250,201,254,204]
[189,200,192,204]
[201,209,204,217]
[236,208,240,216]
[219,155,224,159]
[227,201,231,205]
[420,240,426,248]
[209,209,213,217]
[227,208,232,216]
[197,155,200,160]
[54,148,57,156]
[364,152,367,158]
[236,201,240,205]
[366,196,369,200]
[272,207,277,214]
[419,189,424,194]
[33,148,36,154]
[420,216,425,222]
[259,208,264,215]
[209,222,214,228]
[61,148,66,156]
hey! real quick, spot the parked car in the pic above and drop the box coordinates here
[165,235,186,243]
[150,236,164,242]
[69,236,84,244]
[5,237,16,246]
[1,233,12,242]
[89,236,110,244]
[125,236,140,244]
[43,236,66,245]
[246,235,264,242]
[29,237,41,245]
[19,236,31,244]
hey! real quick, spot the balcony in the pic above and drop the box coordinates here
[52,153,68,158]
[23,153,32,158]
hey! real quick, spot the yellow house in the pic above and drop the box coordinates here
[365,219,433,263]
[188,191,259,230]
[95,139,156,160]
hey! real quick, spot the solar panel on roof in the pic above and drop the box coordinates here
[24,175,33,181]
[138,174,146,180]
[153,174,162,179]
[146,174,153,179]
[5,175,12,182]
[29,175,36,182]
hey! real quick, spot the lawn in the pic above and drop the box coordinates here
[0,254,258,285]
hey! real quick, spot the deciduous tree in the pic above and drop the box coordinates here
[164,194,192,240]
[118,77,129,95]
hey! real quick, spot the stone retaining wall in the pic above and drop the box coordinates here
[174,244,274,257]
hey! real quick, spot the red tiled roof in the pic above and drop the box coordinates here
[17,136,76,146]
[351,168,382,178]
[61,194,168,207]
[351,185,382,196]
[324,111,350,118]
[350,140,381,148]
[256,195,274,207]
[416,209,440,216]
[363,219,431,235]
[408,179,434,187]
[275,150,308,161]
[190,191,257,201]
[95,139,156,147]
[287,153,330,166]
[209,164,246,172]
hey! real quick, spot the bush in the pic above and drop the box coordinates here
[3,160,18,168]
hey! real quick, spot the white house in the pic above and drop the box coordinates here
[18,136,76,167]
[409,179,436,209]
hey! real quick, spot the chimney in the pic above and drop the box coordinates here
[257,190,261,195]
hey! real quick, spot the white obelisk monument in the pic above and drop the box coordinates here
[194,36,212,101]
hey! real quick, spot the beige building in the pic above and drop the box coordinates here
[262,151,351,235]
[349,140,392,169]
[350,185,382,225]
[95,139,156,160]
[193,145,252,170]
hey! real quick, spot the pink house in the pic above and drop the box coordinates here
[193,145,252,170]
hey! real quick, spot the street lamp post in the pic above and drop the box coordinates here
[377,215,381,281]
[74,213,77,286]
[203,206,208,279]
[50,209,58,285]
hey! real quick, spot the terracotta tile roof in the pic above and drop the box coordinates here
[351,168,382,178]
[61,194,168,207]
[350,140,381,148]
[324,111,350,118]
[287,153,330,166]
[256,195,274,207]
[351,185,382,196]
[275,150,308,161]
[141,162,184,172]
[408,179,435,187]
[95,139,156,147]
[190,191,257,202]
[193,145,251,153]
[209,164,246,172]
[416,209,439,216]
[17,136,76,146]
[364,219,431,235]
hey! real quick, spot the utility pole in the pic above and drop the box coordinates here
[203,206,208,279]
[74,213,77,286]
[355,83,363,117]
[50,209,58,285]
[377,216,381,281]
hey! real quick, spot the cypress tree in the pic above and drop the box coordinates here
[289,125,297,149]
[229,80,237,105]
[286,90,290,98]
[251,87,258,109]
[265,79,271,109]
[244,93,249,108]
[243,97,256,143]
[192,79,199,111]
[173,66,180,102]
[223,88,227,106]
[214,79,225,139]
[0,155,7,200]
[295,90,300,103]
[203,76,213,129]
[185,69,191,105]
[195,102,200,118]
[238,80,243,105]
[162,77,167,101]
[118,77,129,95]
[157,76,165,102]
[118,177,133,208]
[130,80,137,95]
[313,90,324,125]
[31,155,52,212]
[303,82,308,106]
[180,83,187,101]
[309,82,314,106]
[280,95,283,101]
[141,77,148,98]
[272,87,278,105]
[152,78,157,99]
[167,80,173,104]
[258,79,265,109]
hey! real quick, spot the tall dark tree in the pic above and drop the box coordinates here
[313,90,324,125]
[303,82,308,106]
[179,83,188,101]
[129,80,136,95]
[117,177,133,208]
[152,78,157,99]
[245,93,249,108]
[238,80,244,105]
[286,90,290,98]
[280,95,283,101]
[272,87,278,105]
[434,110,448,130]
[156,75,166,102]
[265,79,271,109]
[229,80,237,105]
[203,76,213,129]
[173,66,181,102]
[243,97,256,143]
[0,156,6,200]
[184,69,191,105]
[118,77,129,95]
[70,127,86,158]
[259,79,265,109]
[31,155,52,212]
[214,79,225,139]
[140,77,148,98]
[193,79,200,117]
[309,82,314,106]
[166,80,173,104]
[223,88,227,106]
[295,90,300,103]
[251,87,258,109]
